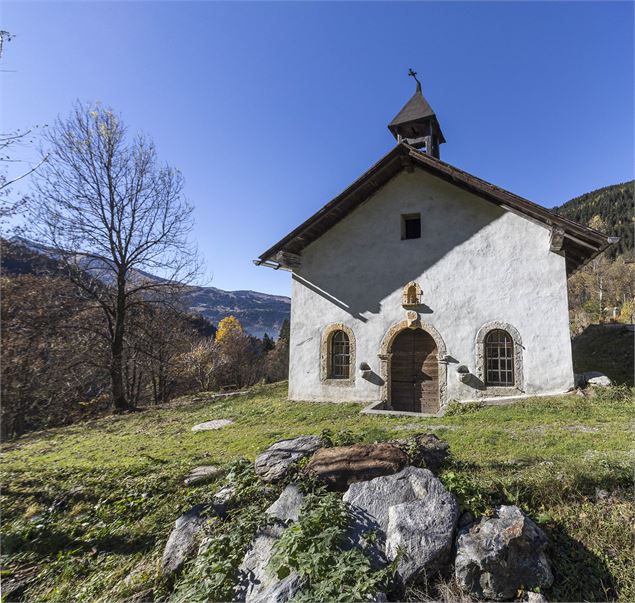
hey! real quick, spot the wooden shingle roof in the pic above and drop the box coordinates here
[259,144,610,274]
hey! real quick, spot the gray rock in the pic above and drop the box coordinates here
[235,523,304,602]
[212,485,235,517]
[255,435,323,483]
[343,466,459,582]
[191,419,234,431]
[183,465,223,486]
[455,505,553,601]
[576,371,613,388]
[385,492,458,583]
[586,373,612,387]
[525,593,549,603]
[161,505,206,576]
[249,573,305,603]
[266,484,305,523]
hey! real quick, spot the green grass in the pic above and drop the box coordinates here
[1,383,633,602]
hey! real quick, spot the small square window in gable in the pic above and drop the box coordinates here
[401,213,421,240]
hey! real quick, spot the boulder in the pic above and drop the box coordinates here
[161,505,206,576]
[266,484,305,523]
[343,466,459,583]
[576,371,613,388]
[255,435,323,483]
[525,593,549,603]
[586,373,613,387]
[391,433,450,472]
[235,523,304,602]
[212,485,235,517]
[184,465,223,486]
[305,443,408,490]
[455,505,553,601]
[386,496,458,583]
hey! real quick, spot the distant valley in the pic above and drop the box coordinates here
[2,238,290,339]
[184,285,289,339]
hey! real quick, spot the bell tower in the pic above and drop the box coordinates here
[388,69,445,159]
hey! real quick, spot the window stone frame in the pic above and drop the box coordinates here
[475,321,524,396]
[320,323,356,386]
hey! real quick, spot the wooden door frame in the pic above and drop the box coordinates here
[377,320,448,414]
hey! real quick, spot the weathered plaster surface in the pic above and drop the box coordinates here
[287,169,574,405]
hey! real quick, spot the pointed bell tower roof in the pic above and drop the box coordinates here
[389,79,436,126]
[388,70,446,156]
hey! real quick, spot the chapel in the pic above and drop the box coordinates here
[256,74,610,414]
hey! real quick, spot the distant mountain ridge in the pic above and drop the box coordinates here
[2,238,290,339]
[552,180,634,258]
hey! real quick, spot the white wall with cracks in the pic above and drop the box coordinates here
[287,169,574,410]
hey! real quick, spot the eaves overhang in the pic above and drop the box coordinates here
[259,144,611,275]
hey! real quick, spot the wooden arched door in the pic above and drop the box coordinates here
[390,328,439,413]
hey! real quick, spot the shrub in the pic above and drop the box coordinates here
[269,492,399,602]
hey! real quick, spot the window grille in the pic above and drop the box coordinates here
[330,330,350,379]
[485,329,514,386]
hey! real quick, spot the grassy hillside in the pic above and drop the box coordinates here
[552,180,634,258]
[1,383,633,602]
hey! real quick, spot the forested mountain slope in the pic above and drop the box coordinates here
[552,180,634,257]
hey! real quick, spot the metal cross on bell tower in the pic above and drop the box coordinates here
[388,69,445,158]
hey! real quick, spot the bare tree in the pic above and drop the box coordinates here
[27,102,200,411]
[0,31,47,226]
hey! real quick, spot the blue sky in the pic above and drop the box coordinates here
[2,1,633,296]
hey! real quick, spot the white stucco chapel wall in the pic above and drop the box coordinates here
[288,168,574,407]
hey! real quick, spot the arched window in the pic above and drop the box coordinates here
[330,330,350,379]
[485,330,514,386]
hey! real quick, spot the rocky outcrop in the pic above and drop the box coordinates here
[236,484,307,602]
[343,466,459,583]
[161,505,206,576]
[236,523,294,602]
[255,435,323,483]
[391,433,450,472]
[305,443,408,490]
[386,496,459,583]
[266,484,305,523]
[211,485,236,517]
[455,505,553,601]
[165,433,554,603]
[575,371,613,388]
[184,465,223,486]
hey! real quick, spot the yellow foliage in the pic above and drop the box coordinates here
[588,214,607,232]
[215,316,244,343]
[619,300,634,323]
